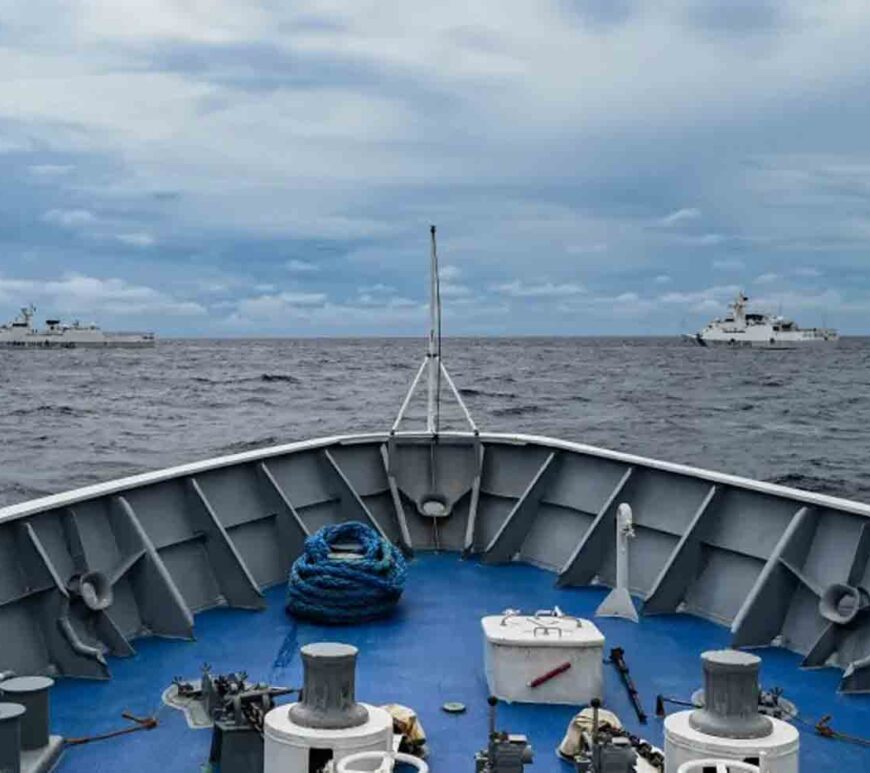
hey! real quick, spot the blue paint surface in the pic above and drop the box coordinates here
[51,555,870,771]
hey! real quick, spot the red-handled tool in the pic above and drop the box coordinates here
[528,661,572,688]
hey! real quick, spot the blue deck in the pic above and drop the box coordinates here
[51,555,870,771]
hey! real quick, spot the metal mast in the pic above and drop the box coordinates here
[390,225,476,436]
[426,225,440,434]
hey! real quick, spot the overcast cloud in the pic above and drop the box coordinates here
[2,1,870,334]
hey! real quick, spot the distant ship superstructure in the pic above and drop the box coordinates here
[690,292,837,348]
[0,305,155,348]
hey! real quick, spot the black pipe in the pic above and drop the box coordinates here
[655,694,697,718]
[590,697,600,744]
[487,695,498,738]
[609,647,647,724]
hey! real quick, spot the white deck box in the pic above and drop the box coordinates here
[482,613,605,706]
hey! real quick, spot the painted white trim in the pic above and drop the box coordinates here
[482,432,870,519]
[0,434,358,524]
[2,431,869,524]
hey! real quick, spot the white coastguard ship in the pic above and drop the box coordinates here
[689,292,837,348]
[0,305,155,348]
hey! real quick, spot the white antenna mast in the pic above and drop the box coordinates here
[386,226,483,551]
[427,225,441,434]
[390,226,477,436]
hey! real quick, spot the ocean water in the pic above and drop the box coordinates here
[1,336,869,508]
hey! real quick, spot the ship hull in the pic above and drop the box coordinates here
[690,332,838,349]
[695,336,837,349]
[0,337,155,349]
[0,431,867,694]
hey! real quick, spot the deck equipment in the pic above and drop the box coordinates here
[482,609,604,705]
[380,704,427,759]
[657,688,797,724]
[559,699,664,772]
[474,696,534,773]
[664,651,798,773]
[336,750,428,772]
[0,676,63,773]
[264,643,393,773]
[0,702,26,773]
[676,762,761,773]
[608,648,647,724]
[571,699,638,773]
[595,503,639,623]
[286,522,407,624]
[163,667,297,772]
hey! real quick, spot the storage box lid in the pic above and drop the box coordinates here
[482,613,604,648]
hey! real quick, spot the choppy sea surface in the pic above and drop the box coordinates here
[1,337,869,508]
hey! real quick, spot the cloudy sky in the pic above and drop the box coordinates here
[2,1,870,335]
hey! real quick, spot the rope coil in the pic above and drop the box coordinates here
[286,522,407,624]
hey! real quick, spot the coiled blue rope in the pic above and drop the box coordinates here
[286,522,407,624]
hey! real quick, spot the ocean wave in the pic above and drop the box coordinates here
[218,436,286,454]
[491,404,544,417]
[459,387,518,399]
[9,405,88,417]
[766,472,853,498]
[259,373,301,384]
[192,373,301,385]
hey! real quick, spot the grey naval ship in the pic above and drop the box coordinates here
[0,305,155,349]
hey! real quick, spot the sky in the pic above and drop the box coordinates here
[2,1,870,336]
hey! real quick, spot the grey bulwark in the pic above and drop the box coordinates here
[0,432,867,693]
